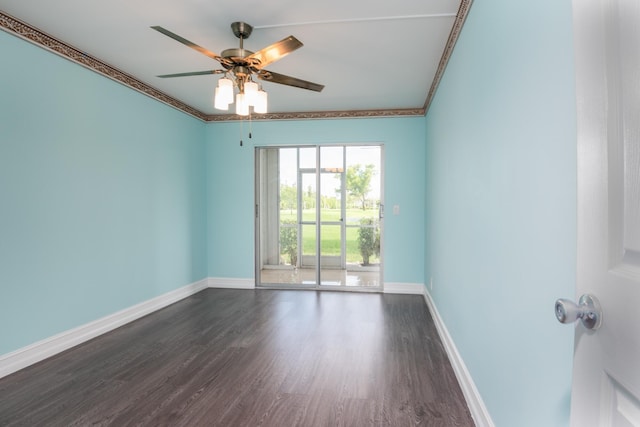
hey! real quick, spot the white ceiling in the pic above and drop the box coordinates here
[0,0,468,119]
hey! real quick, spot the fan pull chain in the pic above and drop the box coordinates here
[238,111,256,147]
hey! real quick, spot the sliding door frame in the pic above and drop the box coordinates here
[254,143,384,291]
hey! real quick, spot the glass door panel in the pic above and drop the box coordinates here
[255,147,304,286]
[300,223,317,269]
[343,145,382,287]
[319,146,345,285]
[256,145,382,290]
[319,172,342,223]
[278,148,297,271]
[299,171,318,283]
[319,223,342,286]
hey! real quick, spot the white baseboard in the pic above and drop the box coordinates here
[0,275,490,427]
[207,279,422,294]
[0,278,208,380]
[422,289,495,427]
[208,277,255,289]
[383,282,425,294]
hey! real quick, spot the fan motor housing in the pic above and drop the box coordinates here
[221,48,254,60]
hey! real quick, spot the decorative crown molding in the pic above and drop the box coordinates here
[204,107,426,122]
[423,0,473,113]
[0,11,208,121]
[2,4,471,122]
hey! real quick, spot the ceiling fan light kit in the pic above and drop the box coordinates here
[214,77,234,110]
[235,93,249,116]
[254,89,268,114]
[152,21,324,117]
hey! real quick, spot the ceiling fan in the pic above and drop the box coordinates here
[151,22,324,114]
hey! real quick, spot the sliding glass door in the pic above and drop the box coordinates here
[255,145,382,290]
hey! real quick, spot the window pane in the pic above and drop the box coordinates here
[346,220,380,266]
[301,223,317,268]
[320,172,341,222]
[299,147,316,169]
[321,146,343,171]
[320,224,341,256]
[279,148,297,218]
[279,222,297,266]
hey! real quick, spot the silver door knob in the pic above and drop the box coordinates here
[555,294,602,330]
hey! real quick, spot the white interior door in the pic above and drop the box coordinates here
[572,0,640,424]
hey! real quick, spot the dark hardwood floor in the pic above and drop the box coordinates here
[0,289,474,426]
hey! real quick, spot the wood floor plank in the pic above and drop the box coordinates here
[0,289,474,426]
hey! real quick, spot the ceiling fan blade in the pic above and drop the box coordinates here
[258,70,324,92]
[157,70,225,78]
[151,26,222,62]
[245,36,303,69]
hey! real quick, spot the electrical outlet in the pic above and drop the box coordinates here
[430,277,433,290]
[393,205,400,215]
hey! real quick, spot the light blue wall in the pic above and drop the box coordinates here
[1,4,578,423]
[0,31,208,355]
[425,1,576,426]
[205,118,426,284]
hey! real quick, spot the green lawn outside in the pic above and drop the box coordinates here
[280,208,380,264]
